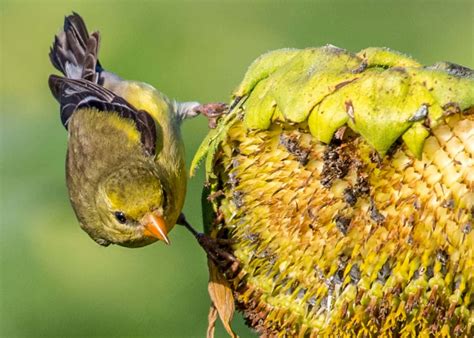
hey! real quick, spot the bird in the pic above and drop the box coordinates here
[193,46,474,336]
[49,13,226,248]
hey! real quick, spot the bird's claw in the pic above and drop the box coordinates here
[199,234,239,273]
[177,213,239,273]
[193,102,228,128]
[196,233,239,273]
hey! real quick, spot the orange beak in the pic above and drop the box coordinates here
[141,212,170,245]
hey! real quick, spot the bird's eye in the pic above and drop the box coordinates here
[114,211,127,224]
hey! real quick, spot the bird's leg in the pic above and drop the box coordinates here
[176,102,228,128]
[194,103,229,128]
[177,213,238,271]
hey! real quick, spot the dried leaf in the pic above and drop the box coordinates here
[207,260,237,338]
[206,303,218,338]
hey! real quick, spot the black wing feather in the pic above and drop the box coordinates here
[49,75,157,156]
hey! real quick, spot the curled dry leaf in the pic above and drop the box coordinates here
[206,303,218,338]
[207,260,237,338]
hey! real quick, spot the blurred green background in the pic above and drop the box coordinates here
[0,0,472,337]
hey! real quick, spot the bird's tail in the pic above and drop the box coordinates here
[49,12,103,83]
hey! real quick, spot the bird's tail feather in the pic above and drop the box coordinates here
[49,12,102,83]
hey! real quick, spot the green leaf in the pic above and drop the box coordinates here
[357,47,421,68]
[402,122,430,159]
[201,185,215,235]
[232,46,473,155]
[235,48,300,97]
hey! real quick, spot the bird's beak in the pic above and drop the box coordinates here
[141,212,170,245]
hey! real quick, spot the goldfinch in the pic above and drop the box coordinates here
[49,13,225,247]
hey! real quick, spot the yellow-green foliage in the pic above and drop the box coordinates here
[235,46,473,157]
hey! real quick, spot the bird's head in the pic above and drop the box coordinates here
[90,164,172,248]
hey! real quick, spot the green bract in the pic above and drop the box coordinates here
[231,46,473,157]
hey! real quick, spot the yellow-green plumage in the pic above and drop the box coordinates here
[66,88,185,247]
[107,81,187,217]
[195,47,473,336]
[102,81,187,241]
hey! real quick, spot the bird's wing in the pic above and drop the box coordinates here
[49,12,102,83]
[49,75,157,156]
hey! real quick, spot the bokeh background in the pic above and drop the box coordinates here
[0,0,472,337]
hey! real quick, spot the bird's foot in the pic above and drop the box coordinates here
[196,233,239,273]
[192,102,228,128]
[177,214,239,273]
